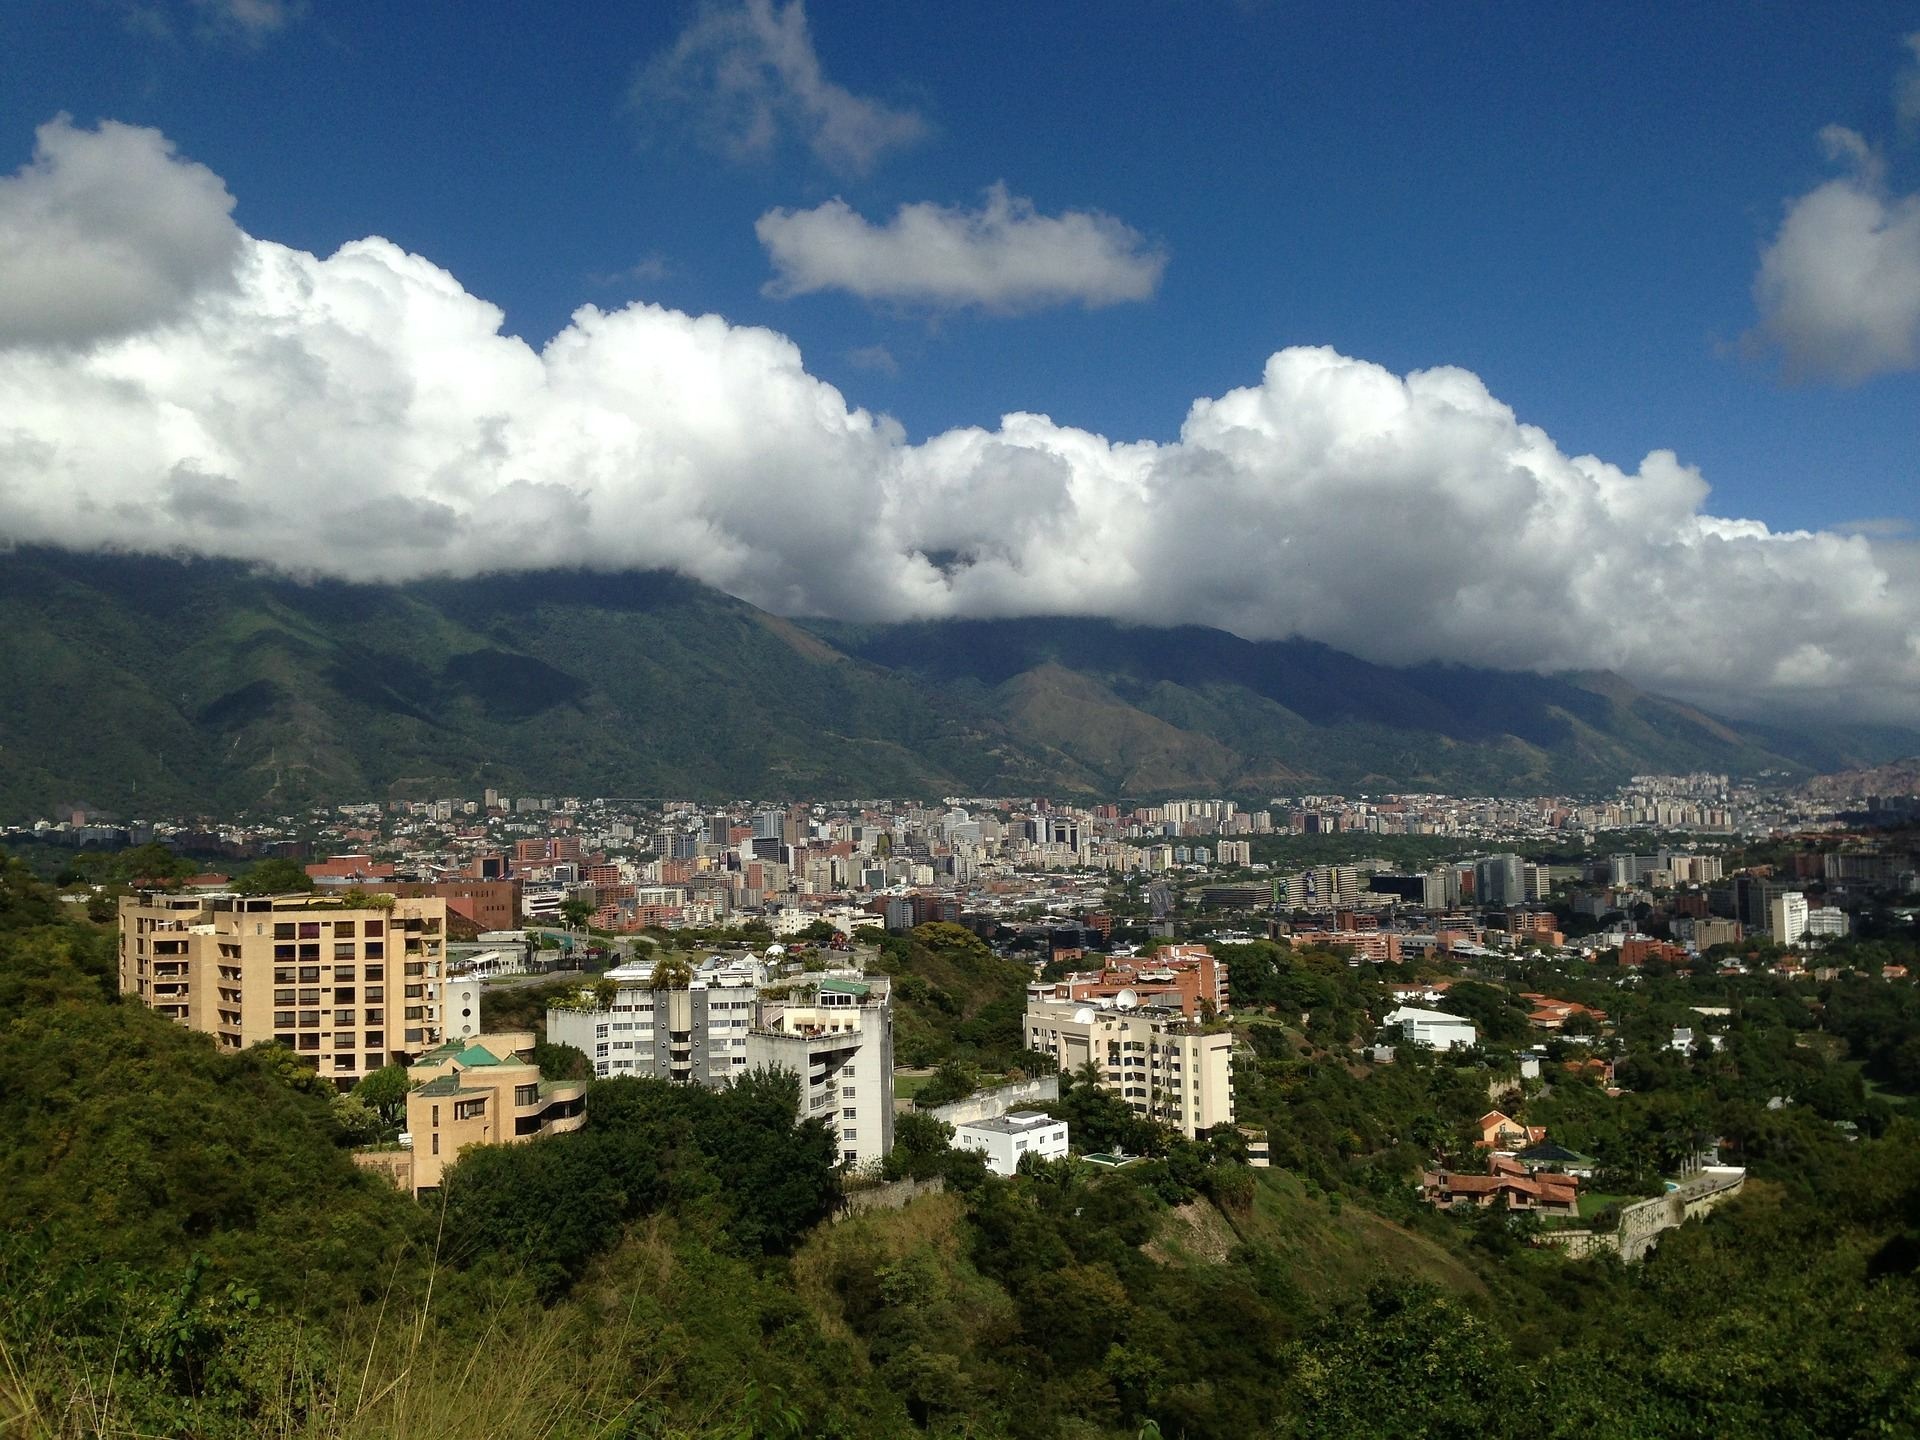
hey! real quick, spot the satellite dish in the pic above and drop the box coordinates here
[1116,988,1139,1009]
[1073,1006,1096,1024]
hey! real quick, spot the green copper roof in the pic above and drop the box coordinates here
[414,1075,481,1098]
[818,978,871,996]
[453,1044,502,1067]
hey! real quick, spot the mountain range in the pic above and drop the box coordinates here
[1,546,1912,819]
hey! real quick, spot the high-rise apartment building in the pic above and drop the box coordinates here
[1769,891,1810,946]
[547,960,895,1169]
[549,956,763,1085]
[118,890,450,1087]
[1024,995,1234,1139]
[1473,854,1526,909]
[746,976,895,1170]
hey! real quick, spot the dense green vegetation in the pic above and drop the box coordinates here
[863,922,1036,1071]
[9,547,1916,817]
[6,854,1920,1437]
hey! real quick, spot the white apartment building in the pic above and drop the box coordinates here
[953,1111,1070,1175]
[547,956,764,1084]
[1803,907,1851,941]
[1383,1005,1478,1051]
[1769,891,1810,946]
[547,961,895,1169]
[1024,995,1235,1139]
[746,976,895,1169]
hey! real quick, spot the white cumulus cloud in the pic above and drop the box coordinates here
[631,0,925,175]
[1,119,1916,723]
[1752,40,1920,383]
[756,184,1169,311]
[0,116,244,348]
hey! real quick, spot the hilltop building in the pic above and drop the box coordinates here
[354,1030,586,1194]
[1382,1005,1477,1051]
[746,975,895,1169]
[547,955,764,1086]
[1024,994,1234,1139]
[953,1111,1070,1175]
[547,958,894,1169]
[118,890,450,1087]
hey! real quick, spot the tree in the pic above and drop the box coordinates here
[913,1059,977,1109]
[352,1064,410,1126]
[531,1040,592,1082]
[650,955,694,990]
[886,1111,954,1181]
[233,858,313,895]
[559,897,595,929]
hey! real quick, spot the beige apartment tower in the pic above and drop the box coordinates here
[1024,995,1235,1139]
[118,890,450,1087]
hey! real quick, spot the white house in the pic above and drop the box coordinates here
[1383,1005,1478,1051]
[952,1111,1070,1176]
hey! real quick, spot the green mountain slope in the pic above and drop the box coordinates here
[1,547,1912,817]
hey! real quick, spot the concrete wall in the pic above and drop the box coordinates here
[1535,1167,1746,1263]
[1616,1167,1746,1261]
[926,1074,1060,1127]
[836,1175,945,1221]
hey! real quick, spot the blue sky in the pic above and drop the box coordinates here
[6,1,1913,528]
[2,1,1918,718]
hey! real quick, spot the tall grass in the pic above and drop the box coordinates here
[0,1222,718,1440]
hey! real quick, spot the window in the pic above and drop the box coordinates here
[843,1150,859,1164]
[274,1011,295,1027]
[334,944,356,961]
[365,1032,383,1049]
[365,943,383,959]
[298,922,320,940]
[333,1054,354,1071]
[454,1099,485,1121]
[274,968,295,984]
[335,1009,355,1027]
[274,923,295,940]
[335,921,355,937]
[365,965,383,980]
[431,1134,439,1155]
[299,1011,320,1028]
[842,1107,856,1119]
[274,988,295,1004]
[275,1033,295,1047]
[431,1105,439,1126]
[334,987,355,1003]
[842,1128,856,1141]
[514,1084,538,1106]
[297,1035,319,1051]
[298,966,320,983]
[364,921,384,937]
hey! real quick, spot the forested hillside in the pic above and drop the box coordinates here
[7,858,1920,1436]
[6,546,1915,818]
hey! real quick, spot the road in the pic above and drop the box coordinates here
[1148,882,1173,919]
